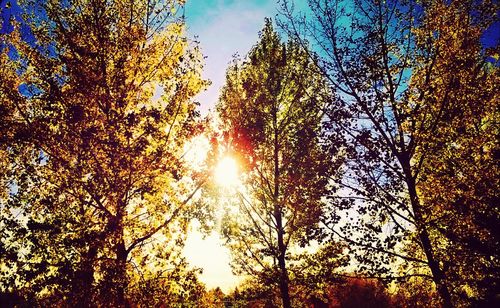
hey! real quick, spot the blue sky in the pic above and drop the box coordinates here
[183,0,499,116]
[184,0,280,114]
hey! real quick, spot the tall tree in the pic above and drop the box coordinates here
[278,0,498,306]
[0,0,207,305]
[410,1,499,304]
[217,20,342,308]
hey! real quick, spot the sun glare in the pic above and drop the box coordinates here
[214,156,239,187]
[183,135,210,169]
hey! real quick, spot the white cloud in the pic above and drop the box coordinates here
[185,0,277,114]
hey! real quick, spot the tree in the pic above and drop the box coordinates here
[392,275,440,307]
[410,1,499,304]
[328,278,393,308]
[278,0,498,306]
[217,20,342,308]
[288,242,349,305]
[127,258,207,307]
[200,287,226,307]
[0,0,208,305]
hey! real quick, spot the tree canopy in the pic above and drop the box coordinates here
[217,20,345,308]
[1,0,208,305]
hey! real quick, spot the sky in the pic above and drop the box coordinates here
[181,0,280,292]
[183,0,279,115]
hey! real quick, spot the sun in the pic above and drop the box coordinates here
[214,156,239,188]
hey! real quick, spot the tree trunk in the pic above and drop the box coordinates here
[115,235,128,307]
[273,104,291,308]
[106,212,129,308]
[116,223,129,307]
[402,159,453,308]
[275,208,291,308]
[72,245,97,307]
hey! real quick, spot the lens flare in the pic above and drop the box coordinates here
[214,156,239,187]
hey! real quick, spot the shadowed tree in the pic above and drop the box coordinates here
[217,20,343,308]
[278,0,499,306]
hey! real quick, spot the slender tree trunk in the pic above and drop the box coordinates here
[273,106,291,308]
[275,209,291,308]
[72,245,97,307]
[107,211,129,308]
[402,158,452,308]
[115,235,128,307]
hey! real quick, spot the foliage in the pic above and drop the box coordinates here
[288,241,349,305]
[278,0,499,306]
[391,276,440,308]
[217,20,343,308]
[1,0,498,305]
[127,258,207,307]
[410,1,499,304]
[0,0,208,305]
[328,278,394,308]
